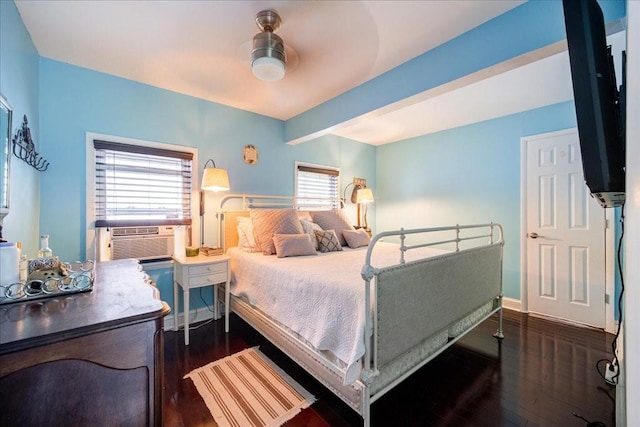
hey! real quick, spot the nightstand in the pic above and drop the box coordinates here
[172,253,231,345]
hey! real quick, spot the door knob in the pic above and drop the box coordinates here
[528,232,541,239]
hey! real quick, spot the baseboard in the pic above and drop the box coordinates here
[605,320,619,336]
[502,297,521,312]
[501,296,618,333]
[163,308,216,332]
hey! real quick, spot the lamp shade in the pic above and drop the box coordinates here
[201,167,230,192]
[356,188,374,204]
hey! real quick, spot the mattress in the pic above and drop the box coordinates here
[228,242,448,385]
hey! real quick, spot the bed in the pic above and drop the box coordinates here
[216,194,504,426]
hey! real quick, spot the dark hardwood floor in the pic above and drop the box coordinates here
[163,309,616,426]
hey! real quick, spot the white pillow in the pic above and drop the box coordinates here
[273,234,317,258]
[343,228,371,248]
[297,211,313,222]
[236,216,259,252]
[300,218,323,250]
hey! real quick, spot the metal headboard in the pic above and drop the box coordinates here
[216,193,339,250]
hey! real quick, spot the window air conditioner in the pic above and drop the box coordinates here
[108,226,175,261]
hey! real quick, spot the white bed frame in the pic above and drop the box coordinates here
[217,194,504,426]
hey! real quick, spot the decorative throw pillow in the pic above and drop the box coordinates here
[236,216,259,252]
[310,209,355,246]
[250,209,304,255]
[343,229,371,248]
[314,229,343,253]
[300,218,323,250]
[272,234,317,258]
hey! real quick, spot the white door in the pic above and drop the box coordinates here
[526,129,606,328]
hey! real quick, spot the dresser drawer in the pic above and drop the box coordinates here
[188,271,227,287]
[188,262,227,276]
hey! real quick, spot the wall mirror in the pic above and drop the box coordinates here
[0,94,12,222]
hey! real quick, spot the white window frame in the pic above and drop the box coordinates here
[85,132,199,261]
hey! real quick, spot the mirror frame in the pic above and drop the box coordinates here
[0,93,12,220]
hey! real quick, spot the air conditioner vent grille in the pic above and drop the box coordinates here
[112,236,174,261]
[112,226,160,237]
[107,226,175,261]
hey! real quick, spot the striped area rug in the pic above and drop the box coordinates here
[184,347,316,427]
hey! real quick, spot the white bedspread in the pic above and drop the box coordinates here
[228,242,447,385]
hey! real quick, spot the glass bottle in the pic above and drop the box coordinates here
[19,253,28,282]
[37,235,53,258]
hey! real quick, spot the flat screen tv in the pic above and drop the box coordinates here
[562,0,625,208]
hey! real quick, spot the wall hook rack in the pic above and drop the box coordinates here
[12,115,49,172]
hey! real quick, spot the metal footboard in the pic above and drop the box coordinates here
[359,224,504,425]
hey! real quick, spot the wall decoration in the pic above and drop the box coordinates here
[243,144,258,164]
[12,115,50,171]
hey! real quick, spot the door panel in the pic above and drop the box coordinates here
[539,244,556,298]
[526,129,605,328]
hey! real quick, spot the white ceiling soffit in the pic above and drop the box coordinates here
[333,25,627,146]
[14,0,524,121]
[333,43,573,145]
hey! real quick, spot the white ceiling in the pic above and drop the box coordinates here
[14,0,584,145]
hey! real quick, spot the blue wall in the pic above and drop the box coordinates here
[0,0,40,257]
[376,102,578,299]
[36,58,375,313]
[38,58,375,263]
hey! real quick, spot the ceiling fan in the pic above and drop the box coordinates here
[250,9,290,82]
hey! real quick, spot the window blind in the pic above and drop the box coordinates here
[94,140,193,227]
[296,164,339,210]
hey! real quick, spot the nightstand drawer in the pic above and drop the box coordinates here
[188,262,227,276]
[188,271,227,287]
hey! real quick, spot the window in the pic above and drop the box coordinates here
[94,140,193,227]
[295,162,340,210]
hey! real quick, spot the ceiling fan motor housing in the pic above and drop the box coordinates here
[251,32,286,65]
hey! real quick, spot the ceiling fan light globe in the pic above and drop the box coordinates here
[252,56,286,81]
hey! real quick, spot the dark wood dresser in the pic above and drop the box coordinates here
[0,259,170,426]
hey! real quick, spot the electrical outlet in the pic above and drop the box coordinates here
[605,362,618,385]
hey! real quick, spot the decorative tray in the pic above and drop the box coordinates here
[0,257,95,305]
